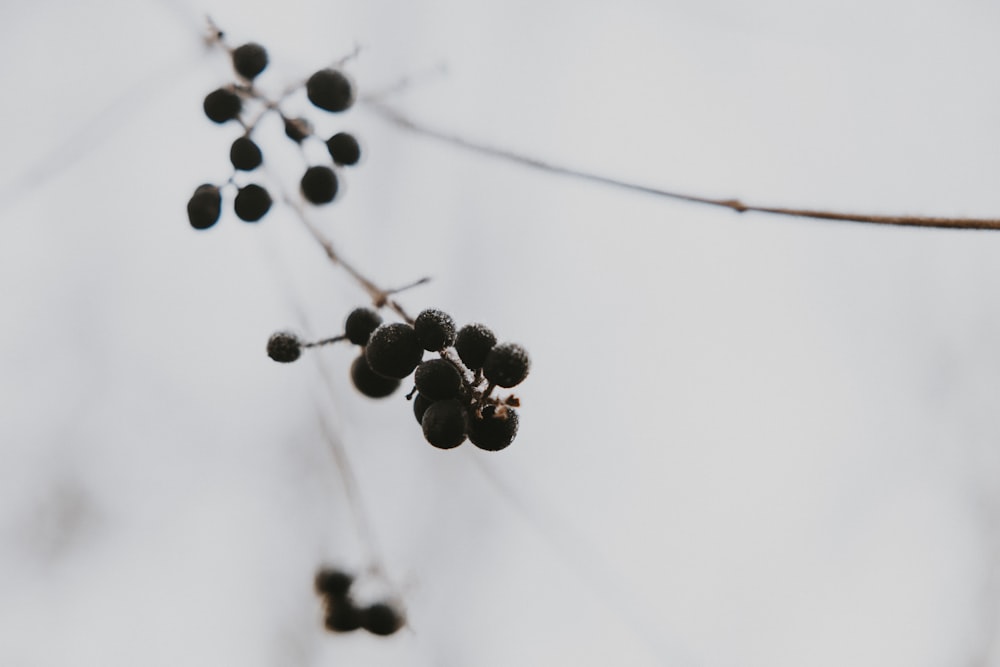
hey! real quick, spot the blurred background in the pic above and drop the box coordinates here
[2,0,1000,665]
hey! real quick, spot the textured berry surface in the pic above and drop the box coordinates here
[306,69,354,112]
[421,399,468,449]
[350,354,401,398]
[203,88,241,123]
[414,359,462,400]
[361,602,405,636]
[483,342,530,387]
[300,165,338,204]
[469,408,519,451]
[344,307,382,346]
[231,42,268,80]
[229,136,262,171]
[233,184,272,222]
[187,184,222,230]
[326,132,361,166]
[314,568,353,599]
[414,309,457,351]
[455,323,497,370]
[365,323,423,379]
[283,116,311,144]
[267,331,301,363]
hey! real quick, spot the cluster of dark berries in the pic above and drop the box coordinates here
[187,36,362,230]
[314,568,405,637]
[267,307,529,452]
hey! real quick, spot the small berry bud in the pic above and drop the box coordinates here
[283,116,312,144]
[483,343,530,388]
[314,568,353,599]
[203,88,241,123]
[344,307,382,346]
[326,132,361,166]
[455,323,496,370]
[233,183,272,222]
[469,408,519,451]
[361,601,405,636]
[414,359,462,400]
[324,600,362,632]
[365,323,423,379]
[231,42,268,80]
[414,309,456,351]
[306,69,354,112]
[267,331,301,363]
[350,354,401,398]
[421,399,468,449]
[300,165,338,204]
[230,136,263,171]
[187,184,222,230]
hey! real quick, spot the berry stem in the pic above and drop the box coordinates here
[303,334,348,348]
[366,100,1000,232]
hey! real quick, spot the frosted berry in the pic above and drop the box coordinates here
[412,393,432,425]
[306,69,354,112]
[469,408,519,451]
[421,399,468,449]
[283,116,312,144]
[483,343,530,387]
[314,568,353,599]
[455,323,496,370]
[414,309,456,351]
[231,42,268,80]
[233,183,272,222]
[230,136,262,171]
[361,602,405,636]
[350,354,400,398]
[187,184,221,230]
[344,307,382,346]
[326,132,361,166]
[203,88,241,123]
[414,359,461,401]
[365,323,423,379]
[324,600,362,632]
[267,331,301,363]
[300,166,338,204]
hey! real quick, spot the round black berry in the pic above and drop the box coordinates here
[350,354,400,398]
[203,87,241,123]
[314,568,353,599]
[455,323,496,370]
[414,309,457,351]
[344,307,382,346]
[361,601,405,636]
[326,132,361,166]
[421,399,468,449]
[283,116,312,144]
[306,69,354,112]
[412,393,433,425]
[229,136,262,171]
[483,343,530,388]
[231,42,268,80]
[324,600,362,633]
[414,359,462,401]
[365,323,423,379]
[267,331,301,363]
[233,183,272,222]
[300,166,338,204]
[187,184,221,230]
[469,408,519,452]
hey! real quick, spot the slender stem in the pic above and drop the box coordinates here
[365,100,1000,232]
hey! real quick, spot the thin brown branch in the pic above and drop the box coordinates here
[365,100,1000,231]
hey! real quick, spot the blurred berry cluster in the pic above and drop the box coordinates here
[314,568,405,636]
[268,307,528,452]
[187,36,362,230]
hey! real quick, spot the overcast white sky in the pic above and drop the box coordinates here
[2,1,1000,666]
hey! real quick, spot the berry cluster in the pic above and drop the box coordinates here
[314,568,405,636]
[268,307,528,451]
[187,37,362,230]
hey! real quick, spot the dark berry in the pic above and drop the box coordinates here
[231,42,268,80]
[233,184,272,222]
[324,600,362,632]
[365,323,423,379]
[414,359,462,400]
[267,331,301,363]
[350,354,400,398]
[283,116,312,144]
[344,307,382,346]
[187,184,221,230]
[203,87,241,123]
[483,343,530,388]
[469,408,519,452]
[326,132,361,166]
[361,601,405,636]
[414,309,456,351]
[412,393,433,425]
[230,136,262,171]
[421,399,468,449]
[300,166,338,204]
[455,323,496,370]
[314,568,353,599]
[306,69,354,112]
